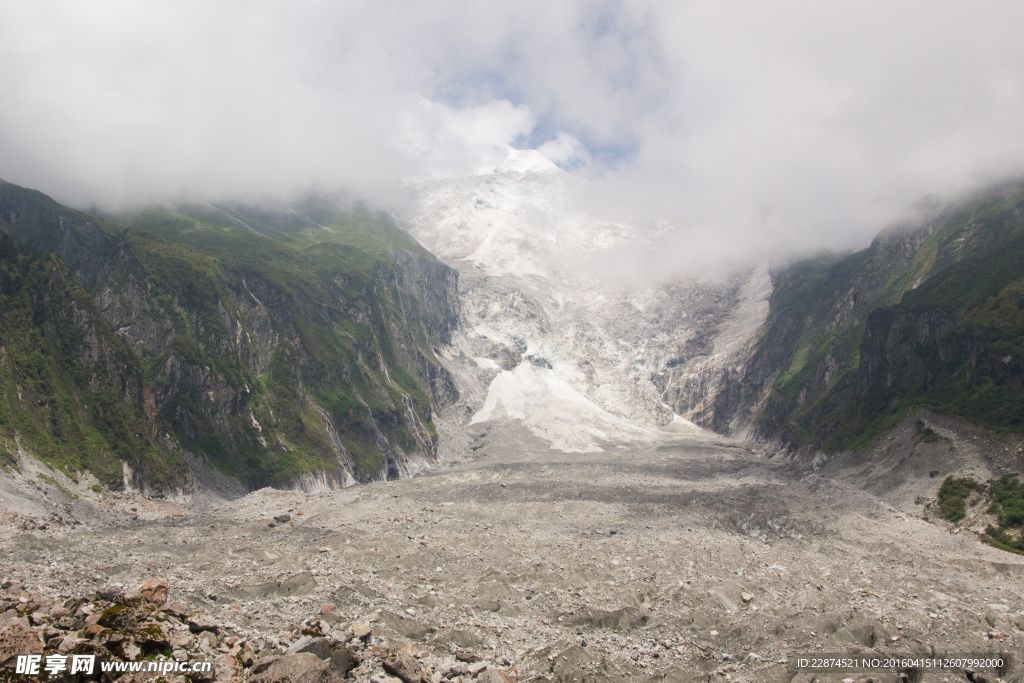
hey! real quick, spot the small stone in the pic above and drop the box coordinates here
[467,661,489,676]
[187,613,221,633]
[268,520,277,528]
[98,606,137,630]
[478,667,517,683]
[57,633,81,652]
[274,514,291,524]
[294,637,332,660]
[382,647,420,682]
[320,604,335,614]
[121,639,142,661]
[215,652,241,680]
[138,577,169,605]
[0,622,43,667]
[352,623,371,639]
[285,634,313,655]
[318,547,329,553]
[159,602,190,618]
[741,592,754,603]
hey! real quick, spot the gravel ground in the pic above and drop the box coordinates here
[2,421,1024,682]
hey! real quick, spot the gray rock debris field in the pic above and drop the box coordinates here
[2,421,1024,682]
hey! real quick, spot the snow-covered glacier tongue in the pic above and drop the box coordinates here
[399,155,771,454]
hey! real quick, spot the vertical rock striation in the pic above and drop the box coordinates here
[0,179,461,492]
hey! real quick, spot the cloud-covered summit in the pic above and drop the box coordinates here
[2,0,1023,270]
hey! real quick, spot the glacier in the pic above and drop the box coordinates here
[399,153,770,452]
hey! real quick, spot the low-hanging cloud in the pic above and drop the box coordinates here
[395,98,538,180]
[2,0,1024,271]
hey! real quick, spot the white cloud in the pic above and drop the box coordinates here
[1,0,1023,269]
[537,133,591,168]
[394,97,538,179]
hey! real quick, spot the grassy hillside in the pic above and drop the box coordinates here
[116,203,455,485]
[0,181,459,490]
[745,182,1024,452]
[0,232,184,489]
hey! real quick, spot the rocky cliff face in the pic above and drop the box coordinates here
[690,182,1024,452]
[0,229,185,493]
[0,180,460,492]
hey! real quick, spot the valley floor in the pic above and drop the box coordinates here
[2,422,1023,682]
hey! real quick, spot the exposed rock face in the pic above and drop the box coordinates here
[405,170,1024,461]
[0,180,461,490]
[656,266,773,435]
[688,183,1024,452]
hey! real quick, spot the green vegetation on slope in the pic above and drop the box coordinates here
[937,476,983,523]
[751,183,1024,453]
[0,232,183,489]
[117,203,449,485]
[933,475,1024,555]
[0,180,457,489]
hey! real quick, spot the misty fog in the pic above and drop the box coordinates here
[2,0,1023,276]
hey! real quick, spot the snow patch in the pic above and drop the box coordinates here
[661,414,702,433]
[470,363,649,452]
[472,356,501,370]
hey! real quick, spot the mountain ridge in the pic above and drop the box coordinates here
[682,180,1024,454]
[0,179,461,494]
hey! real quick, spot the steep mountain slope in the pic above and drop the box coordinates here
[0,180,459,491]
[0,231,184,490]
[401,160,770,451]
[690,182,1024,452]
[404,161,1022,462]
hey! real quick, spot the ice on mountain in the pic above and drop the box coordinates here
[469,362,647,452]
[400,165,770,453]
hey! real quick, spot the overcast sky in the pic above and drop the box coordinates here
[2,1,1023,266]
